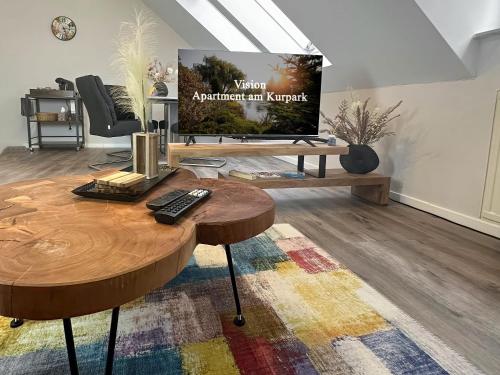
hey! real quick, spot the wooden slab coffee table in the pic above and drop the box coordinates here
[0,169,275,374]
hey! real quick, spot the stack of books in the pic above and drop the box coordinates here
[94,171,146,194]
[229,170,305,180]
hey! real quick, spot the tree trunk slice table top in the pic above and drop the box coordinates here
[0,169,275,320]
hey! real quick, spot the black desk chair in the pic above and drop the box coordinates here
[76,75,142,170]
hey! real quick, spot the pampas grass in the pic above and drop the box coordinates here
[112,10,156,132]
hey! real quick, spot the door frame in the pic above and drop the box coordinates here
[482,90,500,223]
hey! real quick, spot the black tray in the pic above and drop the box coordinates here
[72,166,178,202]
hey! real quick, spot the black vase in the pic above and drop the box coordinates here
[340,144,379,174]
[153,82,168,96]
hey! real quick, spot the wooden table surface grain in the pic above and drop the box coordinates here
[0,169,275,320]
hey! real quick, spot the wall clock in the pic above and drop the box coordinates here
[51,16,77,41]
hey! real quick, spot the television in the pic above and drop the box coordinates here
[178,49,323,139]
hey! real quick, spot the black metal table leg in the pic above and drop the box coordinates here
[63,318,79,375]
[224,244,245,326]
[318,155,326,178]
[10,318,24,328]
[297,155,305,172]
[62,306,120,375]
[105,307,120,375]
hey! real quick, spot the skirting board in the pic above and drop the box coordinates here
[85,143,130,149]
[22,143,131,149]
[390,191,500,238]
[275,156,500,238]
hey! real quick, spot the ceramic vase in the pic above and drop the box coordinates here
[339,144,379,174]
[153,81,168,97]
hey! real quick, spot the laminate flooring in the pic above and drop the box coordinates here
[1,147,499,374]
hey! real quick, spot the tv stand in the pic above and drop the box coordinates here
[181,136,226,167]
[168,142,390,205]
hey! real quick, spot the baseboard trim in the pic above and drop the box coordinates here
[390,191,500,238]
[85,143,131,149]
[21,142,131,149]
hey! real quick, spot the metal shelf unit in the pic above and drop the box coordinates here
[21,94,85,151]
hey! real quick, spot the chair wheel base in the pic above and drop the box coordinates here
[10,319,24,328]
[233,315,245,327]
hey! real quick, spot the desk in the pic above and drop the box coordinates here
[0,169,274,374]
[148,96,177,153]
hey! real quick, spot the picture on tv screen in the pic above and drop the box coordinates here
[178,49,323,136]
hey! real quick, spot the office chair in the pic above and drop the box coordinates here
[76,75,144,170]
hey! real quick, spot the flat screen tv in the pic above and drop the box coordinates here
[178,49,323,138]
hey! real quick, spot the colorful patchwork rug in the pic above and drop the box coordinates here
[0,224,483,374]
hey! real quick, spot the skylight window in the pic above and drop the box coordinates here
[176,0,259,52]
[216,0,332,67]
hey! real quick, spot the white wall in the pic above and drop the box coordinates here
[313,64,500,237]
[0,0,189,152]
[481,0,500,33]
[478,33,500,75]
[415,0,499,74]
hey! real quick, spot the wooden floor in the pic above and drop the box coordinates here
[1,147,500,375]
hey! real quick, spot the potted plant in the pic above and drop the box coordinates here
[148,58,177,97]
[113,10,159,179]
[321,97,402,174]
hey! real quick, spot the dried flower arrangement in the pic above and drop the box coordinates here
[112,10,160,179]
[320,96,402,145]
[112,10,155,133]
[147,59,177,83]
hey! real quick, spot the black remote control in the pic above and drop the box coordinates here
[154,188,211,224]
[146,190,189,211]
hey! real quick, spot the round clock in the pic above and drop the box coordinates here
[51,16,76,41]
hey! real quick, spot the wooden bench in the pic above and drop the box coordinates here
[168,142,391,205]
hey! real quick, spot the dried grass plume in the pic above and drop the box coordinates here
[112,10,156,132]
[321,95,402,145]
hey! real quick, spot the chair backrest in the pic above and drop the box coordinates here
[75,75,116,137]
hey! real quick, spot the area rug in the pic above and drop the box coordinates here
[0,224,483,374]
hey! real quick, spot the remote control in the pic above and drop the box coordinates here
[154,188,211,224]
[146,189,189,211]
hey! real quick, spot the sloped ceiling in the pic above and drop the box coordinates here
[144,0,474,92]
[415,0,500,75]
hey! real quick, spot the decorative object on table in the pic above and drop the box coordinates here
[133,131,160,178]
[327,135,336,146]
[340,144,380,174]
[0,224,482,375]
[281,171,306,179]
[147,58,177,97]
[112,10,159,179]
[72,166,178,202]
[51,16,77,41]
[229,170,257,180]
[321,96,402,174]
[229,170,305,181]
[57,106,67,121]
[55,77,75,91]
[94,171,146,194]
[253,171,283,179]
[35,112,58,122]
